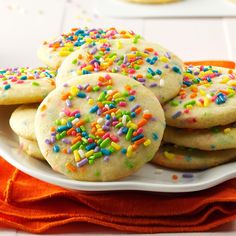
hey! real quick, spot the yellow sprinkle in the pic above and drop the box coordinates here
[160,56,169,63]
[111,142,121,151]
[59,51,71,57]
[98,38,107,44]
[164,151,175,160]
[126,145,133,157]
[73,150,81,162]
[228,80,236,86]
[196,101,203,107]
[113,92,121,99]
[186,105,193,110]
[127,54,136,59]
[127,121,137,129]
[183,72,194,79]
[70,86,79,96]
[85,150,94,158]
[85,38,92,43]
[203,97,210,107]
[97,128,103,132]
[204,83,211,88]
[83,65,93,71]
[199,89,206,96]
[77,70,82,75]
[117,40,123,49]
[88,99,94,105]
[64,42,73,47]
[224,128,231,134]
[220,77,229,84]
[144,139,151,147]
[61,118,67,125]
[111,112,116,117]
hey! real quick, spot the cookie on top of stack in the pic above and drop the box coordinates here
[152,65,236,170]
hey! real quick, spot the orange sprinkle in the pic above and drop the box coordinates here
[134,137,146,146]
[50,126,56,132]
[86,85,92,92]
[145,48,154,52]
[219,89,229,95]
[61,92,70,100]
[71,136,81,145]
[62,149,67,154]
[130,47,137,51]
[40,104,47,112]
[97,102,103,108]
[135,107,142,115]
[76,119,85,127]
[132,144,138,151]
[143,113,152,120]
[66,163,76,172]
[125,85,132,91]
[102,108,118,115]
[78,54,83,60]
[98,76,106,82]
[190,93,197,98]
[67,128,75,135]
[137,119,148,128]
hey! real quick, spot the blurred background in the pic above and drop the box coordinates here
[0,0,236,67]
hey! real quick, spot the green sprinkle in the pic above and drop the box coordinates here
[126,128,134,141]
[55,119,61,125]
[56,133,61,140]
[72,59,78,64]
[60,131,67,138]
[108,146,115,153]
[71,141,81,151]
[93,85,100,91]
[81,137,88,144]
[89,159,94,165]
[125,160,134,169]
[32,82,40,86]
[183,100,196,108]
[93,152,102,159]
[115,122,123,129]
[94,170,101,177]
[170,100,179,106]
[100,138,111,148]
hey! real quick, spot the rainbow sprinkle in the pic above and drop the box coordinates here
[0,67,56,91]
[43,27,138,58]
[44,74,159,171]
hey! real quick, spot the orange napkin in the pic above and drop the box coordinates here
[0,60,235,234]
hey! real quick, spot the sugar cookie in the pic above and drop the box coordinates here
[164,66,236,128]
[164,124,236,151]
[151,144,236,171]
[0,67,56,105]
[10,104,38,141]
[56,38,184,103]
[38,27,138,69]
[35,73,165,181]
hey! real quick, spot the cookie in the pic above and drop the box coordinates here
[151,144,236,171]
[0,67,56,105]
[56,38,184,104]
[38,27,138,69]
[19,137,44,160]
[35,73,165,181]
[10,104,38,141]
[164,66,236,128]
[164,124,236,151]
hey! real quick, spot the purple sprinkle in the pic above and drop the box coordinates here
[97,109,102,116]
[77,84,83,90]
[90,47,97,55]
[131,104,140,112]
[172,111,182,119]
[67,148,72,154]
[62,138,71,144]
[51,132,57,136]
[182,173,194,178]
[103,156,109,162]
[102,125,110,131]
[123,55,128,64]
[76,158,88,167]
[66,99,72,107]
[164,64,169,69]
[149,83,157,88]
[105,120,111,126]
[63,83,68,87]
[117,128,123,136]
[112,116,117,121]
[45,139,51,145]
[50,136,56,143]
[89,59,97,65]
[194,71,199,75]
[138,78,145,82]
[94,146,100,152]
[165,52,171,59]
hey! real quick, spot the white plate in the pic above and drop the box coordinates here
[1,106,236,193]
[94,0,236,18]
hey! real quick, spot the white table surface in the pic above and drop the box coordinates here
[0,0,236,234]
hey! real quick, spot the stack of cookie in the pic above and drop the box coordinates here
[3,27,185,181]
[152,65,236,171]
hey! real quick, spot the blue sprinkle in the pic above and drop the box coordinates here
[4,84,11,90]
[131,134,144,142]
[122,127,128,134]
[20,75,27,80]
[53,145,60,153]
[85,143,96,151]
[183,81,192,87]
[82,70,91,75]
[172,66,181,74]
[121,148,127,154]
[90,105,99,113]
[131,112,136,118]
[77,92,86,98]
[76,128,81,133]
[147,67,155,76]
[105,114,111,120]
[75,113,81,118]
[45,71,53,78]
[57,125,69,132]
[152,133,159,141]
[172,111,182,119]
[129,95,135,101]
[109,103,116,109]
[155,69,162,75]
[215,93,226,105]
[101,148,111,156]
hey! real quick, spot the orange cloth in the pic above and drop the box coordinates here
[0,60,236,234]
